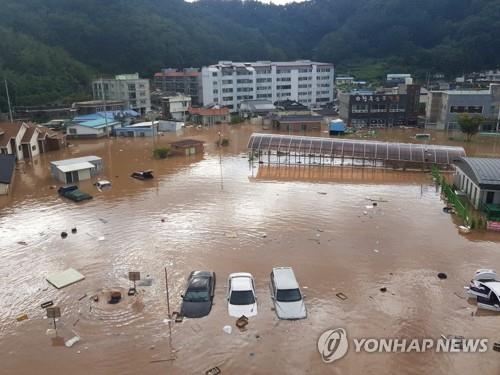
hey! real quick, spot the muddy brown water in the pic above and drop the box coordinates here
[1,124,500,374]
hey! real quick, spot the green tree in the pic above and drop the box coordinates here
[458,114,483,141]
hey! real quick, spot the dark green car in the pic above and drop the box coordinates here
[58,184,93,202]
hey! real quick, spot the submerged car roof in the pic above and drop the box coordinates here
[273,267,299,290]
[230,273,253,291]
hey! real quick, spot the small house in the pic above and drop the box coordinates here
[269,114,322,131]
[51,156,103,183]
[158,120,184,132]
[188,106,230,126]
[0,154,16,195]
[66,112,122,138]
[115,121,158,137]
[169,139,204,156]
[454,157,500,220]
[329,120,346,135]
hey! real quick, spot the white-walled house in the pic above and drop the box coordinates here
[454,157,500,209]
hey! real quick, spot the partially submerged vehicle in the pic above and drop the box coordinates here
[58,184,92,202]
[131,170,154,180]
[227,272,258,317]
[270,267,307,320]
[180,271,215,318]
[95,180,112,190]
[466,269,500,312]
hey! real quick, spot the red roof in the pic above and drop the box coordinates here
[154,71,199,78]
[188,107,229,116]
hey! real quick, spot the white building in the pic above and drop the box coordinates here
[201,60,334,111]
[92,74,151,115]
[51,156,103,183]
[161,95,191,121]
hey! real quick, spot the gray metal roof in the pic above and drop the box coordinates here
[0,154,16,184]
[248,133,466,165]
[455,157,500,188]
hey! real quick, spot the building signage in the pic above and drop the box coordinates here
[354,95,399,103]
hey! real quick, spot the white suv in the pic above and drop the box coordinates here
[270,267,307,320]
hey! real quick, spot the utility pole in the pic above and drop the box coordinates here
[4,79,13,123]
[100,78,110,138]
[496,104,500,133]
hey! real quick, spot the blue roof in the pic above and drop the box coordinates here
[330,122,346,131]
[0,154,16,184]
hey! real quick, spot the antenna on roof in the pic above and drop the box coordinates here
[4,78,13,123]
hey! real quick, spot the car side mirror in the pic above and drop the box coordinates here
[271,296,275,300]
[181,294,184,299]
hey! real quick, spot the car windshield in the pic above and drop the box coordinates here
[276,288,302,302]
[184,290,210,302]
[230,290,255,305]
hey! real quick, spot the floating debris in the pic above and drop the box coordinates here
[16,313,28,322]
[41,301,54,309]
[336,292,348,300]
[380,287,387,293]
[223,325,232,334]
[205,366,222,375]
[65,336,81,348]
[437,272,448,280]
[61,232,68,239]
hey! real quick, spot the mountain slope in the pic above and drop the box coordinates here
[0,0,499,110]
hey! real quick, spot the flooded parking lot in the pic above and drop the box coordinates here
[1,125,500,374]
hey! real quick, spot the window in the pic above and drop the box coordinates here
[212,72,218,77]
[223,96,233,101]
[237,95,253,100]
[128,84,136,91]
[69,128,77,135]
[352,104,369,113]
[257,93,272,98]
[277,77,291,82]
[389,103,405,112]
[256,78,272,83]
[277,69,291,74]
[237,87,253,92]
[236,70,252,76]
[32,145,36,151]
[236,79,253,84]
[213,89,219,94]
[299,76,311,81]
[299,68,312,73]
[277,85,291,90]
[222,88,233,93]
[257,86,271,91]
[213,81,218,86]
[222,79,233,84]
[370,104,387,113]
[450,106,483,114]
[256,69,271,75]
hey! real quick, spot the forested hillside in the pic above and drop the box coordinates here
[1,0,499,110]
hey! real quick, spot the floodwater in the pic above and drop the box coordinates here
[1,124,500,375]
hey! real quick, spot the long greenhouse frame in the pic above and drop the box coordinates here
[247,133,466,170]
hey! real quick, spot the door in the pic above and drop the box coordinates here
[66,172,73,183]
[486,191,495,204]
[72,171,79,182]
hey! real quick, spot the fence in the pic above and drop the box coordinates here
[432,166,470,225]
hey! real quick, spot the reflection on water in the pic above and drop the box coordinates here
[1,125,500,375]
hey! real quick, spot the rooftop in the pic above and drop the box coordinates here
[273,267,299,290]
[51,156,101,167]
[0,154,16,184]
[455,157,500,188]
[0,122,25,147]
[170,139,204,148]
[56,161,96,173]
[188,106,229,116]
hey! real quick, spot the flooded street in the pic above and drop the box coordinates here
[1,124,500,374]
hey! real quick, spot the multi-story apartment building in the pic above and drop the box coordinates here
[92,74,151,115]
[201,60,334,111]
[154,68,201,104]
[426,84,500,131]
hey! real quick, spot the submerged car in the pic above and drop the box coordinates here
[180,271,215,318]
[95,180,112,190]
[227,272,258,317]
[466,269,500,312]
[58,184,93,202]
[270,267,307,320]
[131,170,154,180]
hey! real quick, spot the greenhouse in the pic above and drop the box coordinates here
[247,133,466,170]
